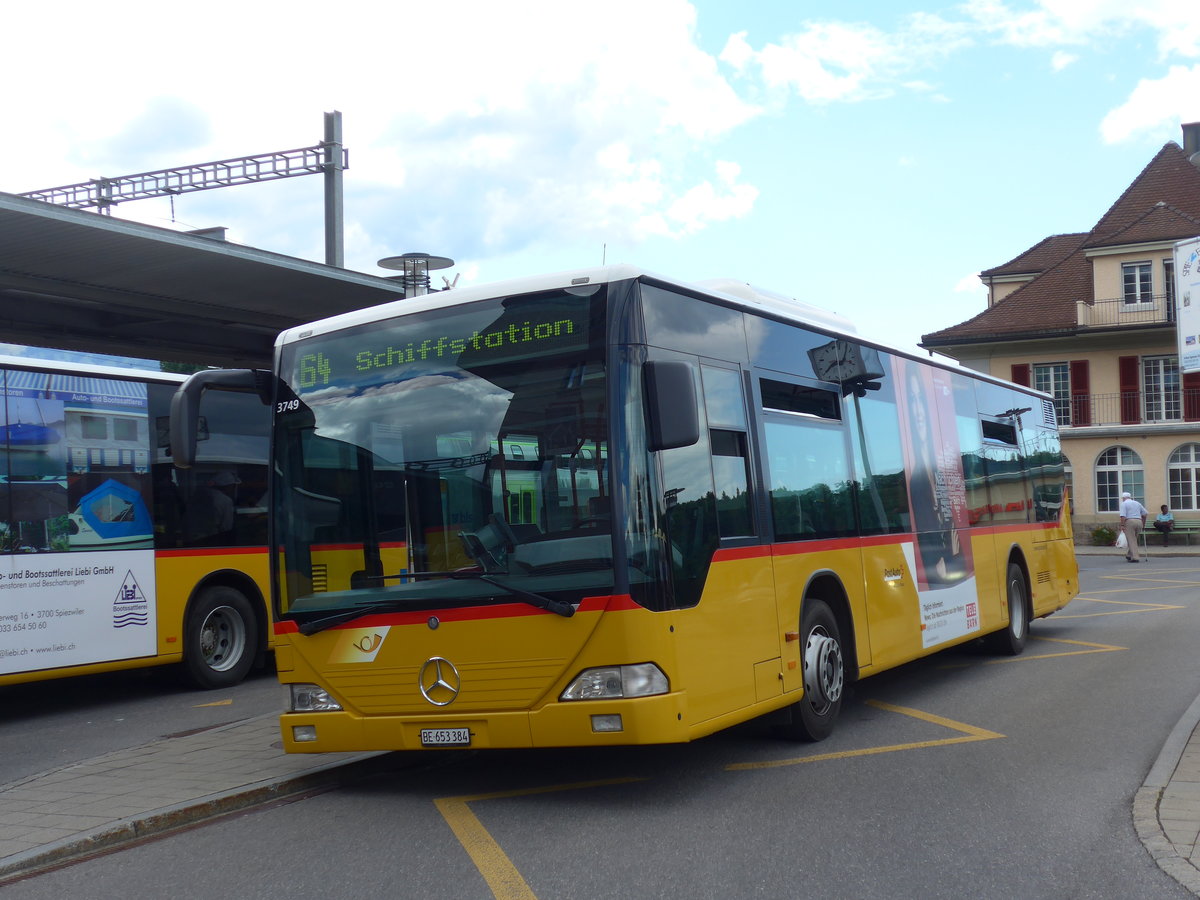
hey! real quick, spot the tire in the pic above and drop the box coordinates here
[182,586,257,689]
[983,563,1027,656]
[781,598,845,742]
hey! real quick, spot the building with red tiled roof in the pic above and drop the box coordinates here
[921,125,1200,540]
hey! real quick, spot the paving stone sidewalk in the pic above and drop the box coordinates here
[0,713,378,882]
[1136,692,1200,896]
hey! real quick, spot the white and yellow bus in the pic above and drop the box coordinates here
[173,266,1078,750]
[0,356,271,689]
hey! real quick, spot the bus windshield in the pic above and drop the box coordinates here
[273,287,612,623]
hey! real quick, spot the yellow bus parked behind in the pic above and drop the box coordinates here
[0,356,270,689]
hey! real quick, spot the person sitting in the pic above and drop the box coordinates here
[184,471,240,546]
[1154,505,1175,547]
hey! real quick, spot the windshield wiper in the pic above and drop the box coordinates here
[473,574,575,618]
[298,602,410,635]
[296,574,574,635]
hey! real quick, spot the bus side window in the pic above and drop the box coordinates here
[841,356,909,535]
[701,366,754,540]
[759,377,855,541]
[657,361,718,608]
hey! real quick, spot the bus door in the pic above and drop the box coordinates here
[658,360,779,728]
[753,372,864,688]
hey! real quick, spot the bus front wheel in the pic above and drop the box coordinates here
[782,598,844,742]
[183,586,257,689]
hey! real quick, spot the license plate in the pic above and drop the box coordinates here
[421,727,471,747]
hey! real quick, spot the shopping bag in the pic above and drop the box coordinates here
[1115,531,1128,550]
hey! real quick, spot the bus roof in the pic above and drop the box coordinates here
[273,264,1051,402]
[0,353,186,384]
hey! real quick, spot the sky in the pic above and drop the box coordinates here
[5,0,1200,362]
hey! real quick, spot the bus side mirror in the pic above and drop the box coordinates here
[644,361,700,451]
[170,368,272,468]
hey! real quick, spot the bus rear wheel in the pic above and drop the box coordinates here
[183,586,257,689]
[782,598,844,742]
[983,562,1027,656]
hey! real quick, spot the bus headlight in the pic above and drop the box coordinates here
[560,663,668,701]
[287,683,343,712]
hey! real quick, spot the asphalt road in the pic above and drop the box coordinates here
[5,554,1200,899]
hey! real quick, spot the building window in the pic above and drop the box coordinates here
[1033,363,1070,426]
[1096,446,1144,512]
[1123,262,1153,304]
[1143,355,1181,423]
[113,418,139,442]
[80,415,107,440]
[1168,443,1200,511]
[1165,259,1176,310]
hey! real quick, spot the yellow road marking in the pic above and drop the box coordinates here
[726,700,1003,771]
[1087,581,1200,592]
[192,698,233,707]
[1095,577,1200,588]
[434,777,644,900]
[939,635,1126,669]
[1054,597,1182,619]
[980,635,1126,663]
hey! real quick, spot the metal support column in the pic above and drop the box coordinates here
[322,111,345,268]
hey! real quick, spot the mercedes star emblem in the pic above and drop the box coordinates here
[418,656,461,706]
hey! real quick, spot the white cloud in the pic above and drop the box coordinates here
[955,273,987,295]
[1101,65,1200,143]
[664,161,759,236]
[1051,51,1078,71]
[757,22,898,103]
[723,13,970,105]
[963,0,1200,58]
[2,1,769,270]
[720,31,757,72]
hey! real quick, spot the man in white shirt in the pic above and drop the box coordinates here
[1119,491,1149,563]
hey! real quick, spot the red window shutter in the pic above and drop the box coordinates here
[1069,360,1090,426]
[1010,364,1030,386]
[1185,372,1200,422]
[1118,356,1140,424]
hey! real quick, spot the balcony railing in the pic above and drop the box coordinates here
[1076,295,1175,328]
[1057,389,1200,428]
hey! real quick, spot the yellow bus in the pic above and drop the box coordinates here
[173,266,1078,750]
[0,356,271,689]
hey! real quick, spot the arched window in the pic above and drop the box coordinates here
[1168,443,1200,511]
[1095,446,1144,512]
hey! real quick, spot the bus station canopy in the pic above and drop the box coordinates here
[0,191,405,368]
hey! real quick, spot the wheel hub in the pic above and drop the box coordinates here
[199,605,244,671]
[804,627,844,709]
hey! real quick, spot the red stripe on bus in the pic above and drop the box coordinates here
[275,593,635,635]
[311,542,407,552]
[713,546,772,562]
[722,523,1068,560]
[988,521,1064,536]
[156,546,267,558]
[769,533,909,556]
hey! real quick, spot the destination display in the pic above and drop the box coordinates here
[289,294,594,394]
